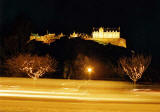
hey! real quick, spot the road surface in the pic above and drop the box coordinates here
[0,77,160,112]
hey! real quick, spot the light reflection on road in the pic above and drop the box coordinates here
[0,77,160,112]
[0,89,149,102]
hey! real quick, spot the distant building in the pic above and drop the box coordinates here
[29,27,126,48]
[86,27,126,48]
[69,32,79,38]
[92,27,120,38]
[70,32,89,39]
[30,33,64,44]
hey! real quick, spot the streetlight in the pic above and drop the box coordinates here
[87,67,93,80]
[88,68,92,73]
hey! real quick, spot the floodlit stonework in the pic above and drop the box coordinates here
[92,27,120,38]
[29,27,126,48]
[88,27,126,48]
[70,32,79,38]
[30,33,64,44]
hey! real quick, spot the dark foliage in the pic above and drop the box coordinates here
[19,37,132,80]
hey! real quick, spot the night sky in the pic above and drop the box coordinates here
[0,0,160,63]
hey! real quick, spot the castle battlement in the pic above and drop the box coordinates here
[92,27,120,38]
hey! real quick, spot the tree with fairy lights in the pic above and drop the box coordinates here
[119,54,151,84]
[6,54,57,79]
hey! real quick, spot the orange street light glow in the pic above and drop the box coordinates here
[87,68,92,73]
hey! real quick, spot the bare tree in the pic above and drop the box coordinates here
[119,54,151,84]
[6,54,57,79]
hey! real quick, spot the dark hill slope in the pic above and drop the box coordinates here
[24,37,131,80]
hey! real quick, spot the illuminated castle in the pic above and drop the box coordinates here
[30,27,126,48]
[30,33,64,44]
[70,32,79,38]
[87,27,126,48]
[69,32,89,38]
[92,27,120,38]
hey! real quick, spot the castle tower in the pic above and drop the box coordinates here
[90,27,126,48]
[92,27,120,38]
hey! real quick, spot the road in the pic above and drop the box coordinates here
[0,77,160,112]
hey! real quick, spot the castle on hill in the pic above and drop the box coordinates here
[30,27,126,48]
[92,27,120,38]
[87,27,126,48]
[30,33,64,44]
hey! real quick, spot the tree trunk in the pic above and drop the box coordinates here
[133,81,136,89]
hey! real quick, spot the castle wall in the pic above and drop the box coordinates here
[30,33,57,44]
[85,38,126,48]
[92,31,120,38]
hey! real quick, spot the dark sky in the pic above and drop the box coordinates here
[0,0,160,59]
[0,0,157,31]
